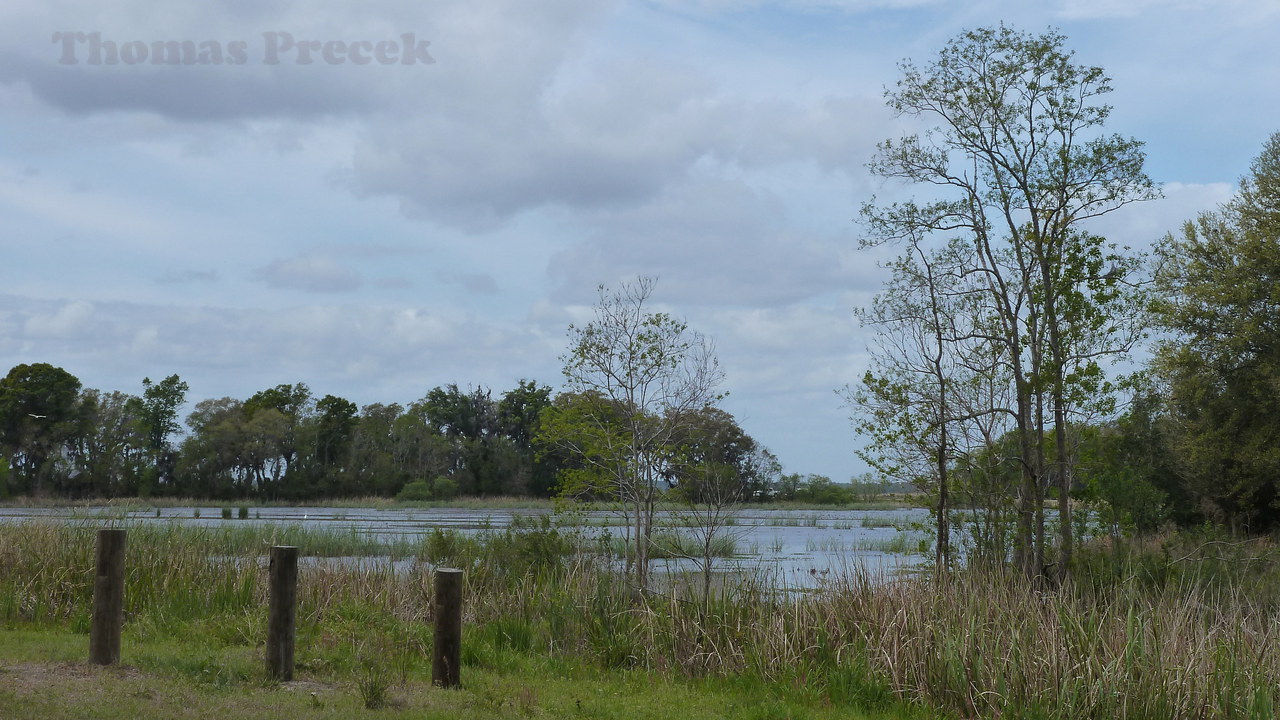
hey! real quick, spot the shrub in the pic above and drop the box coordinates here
[396,476,460,502]
[395,480,433,502]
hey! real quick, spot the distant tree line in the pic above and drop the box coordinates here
[0,368,803,502]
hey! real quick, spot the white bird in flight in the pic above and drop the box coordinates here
[28,413,47,419]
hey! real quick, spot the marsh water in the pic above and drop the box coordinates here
[0,505,931,589]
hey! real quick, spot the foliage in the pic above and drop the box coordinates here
[1151,132,1280,531]
[859,25,1156,578]
[0,363,84,495]
[395,476,459,502]
[539,277,725,589]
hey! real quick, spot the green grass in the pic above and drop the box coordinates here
[765,514,821,528]
[5,520,1280,719]
[599,530,740,560]
[848,533,929,555]
[859,514,916,529]
[0,628,921,720]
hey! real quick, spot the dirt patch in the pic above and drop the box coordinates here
[1,661,143,693]
[278,678,336,694]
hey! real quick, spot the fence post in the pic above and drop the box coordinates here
[432,567,463,688]
[266,545,298,681]
[89,528,126,665]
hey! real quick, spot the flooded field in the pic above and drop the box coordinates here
[0,504,930,588]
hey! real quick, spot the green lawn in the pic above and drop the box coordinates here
[0,629,925,720]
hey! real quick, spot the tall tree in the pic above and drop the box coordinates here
[540,277,724,590]
[312,394,358,473]
[129,374,189,490]
[498,380,559,497]
[1152,132,1280,531]
[862,25,1156,580]
[244,382,312,493]
[179,397,248,497]
[72,389,147,497]
[0,363,83,495]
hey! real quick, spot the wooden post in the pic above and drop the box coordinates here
[266,546,298,681]
[89,529,126,665]
[432,567,463,688]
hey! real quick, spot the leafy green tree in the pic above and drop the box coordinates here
[665,407,777,503]
[135,376,188,455]
[848,237,997,568]
[862,25,1157,579]
[417,384,527,496]
[421,384,495,440]
[244,383,312,495]
[346,403,406,495]
[539,277,724,589]
[309,394,359,492]
[71,389,147,497]
[126,374,188,491]
[1151,132,1280,531]
[499,379,560,497]
[1071,418,1168,539]
[177,397,247,497]
[0,363,83,495]
[794,475,853,505]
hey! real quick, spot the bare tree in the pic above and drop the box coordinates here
[544,277,724,590]
[848,235,1001,571]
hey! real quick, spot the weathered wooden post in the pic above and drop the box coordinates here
[432,567,463,688]
[266,545,298,681]
[89,528,126,665]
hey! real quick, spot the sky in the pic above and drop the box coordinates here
[1,0,1277,483]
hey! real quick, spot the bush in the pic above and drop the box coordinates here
[395,476,460,502]
[395,480,433,502]
[432,476,459,500]
[795,475,853,505]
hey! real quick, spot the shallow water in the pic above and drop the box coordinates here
[0,505,930,588]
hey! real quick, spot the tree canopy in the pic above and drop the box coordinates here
[1152,132,1280,531]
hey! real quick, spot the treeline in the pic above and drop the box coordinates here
[0,371,802,502]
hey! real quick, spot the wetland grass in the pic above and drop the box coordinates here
[4,521,1280,718]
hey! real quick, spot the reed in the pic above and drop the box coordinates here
[4,520,1280,718]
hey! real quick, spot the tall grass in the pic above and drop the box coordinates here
[3,520,1280,718]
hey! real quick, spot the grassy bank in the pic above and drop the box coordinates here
[3,521,1280,718]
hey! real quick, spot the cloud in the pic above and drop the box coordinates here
[254,254,363,293]
[22,299,96,339]
[0,293,561,404]
[548,176,881,307]
[647,0,941,13]
[348,58,886,229]
[1082,181,1235,251]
